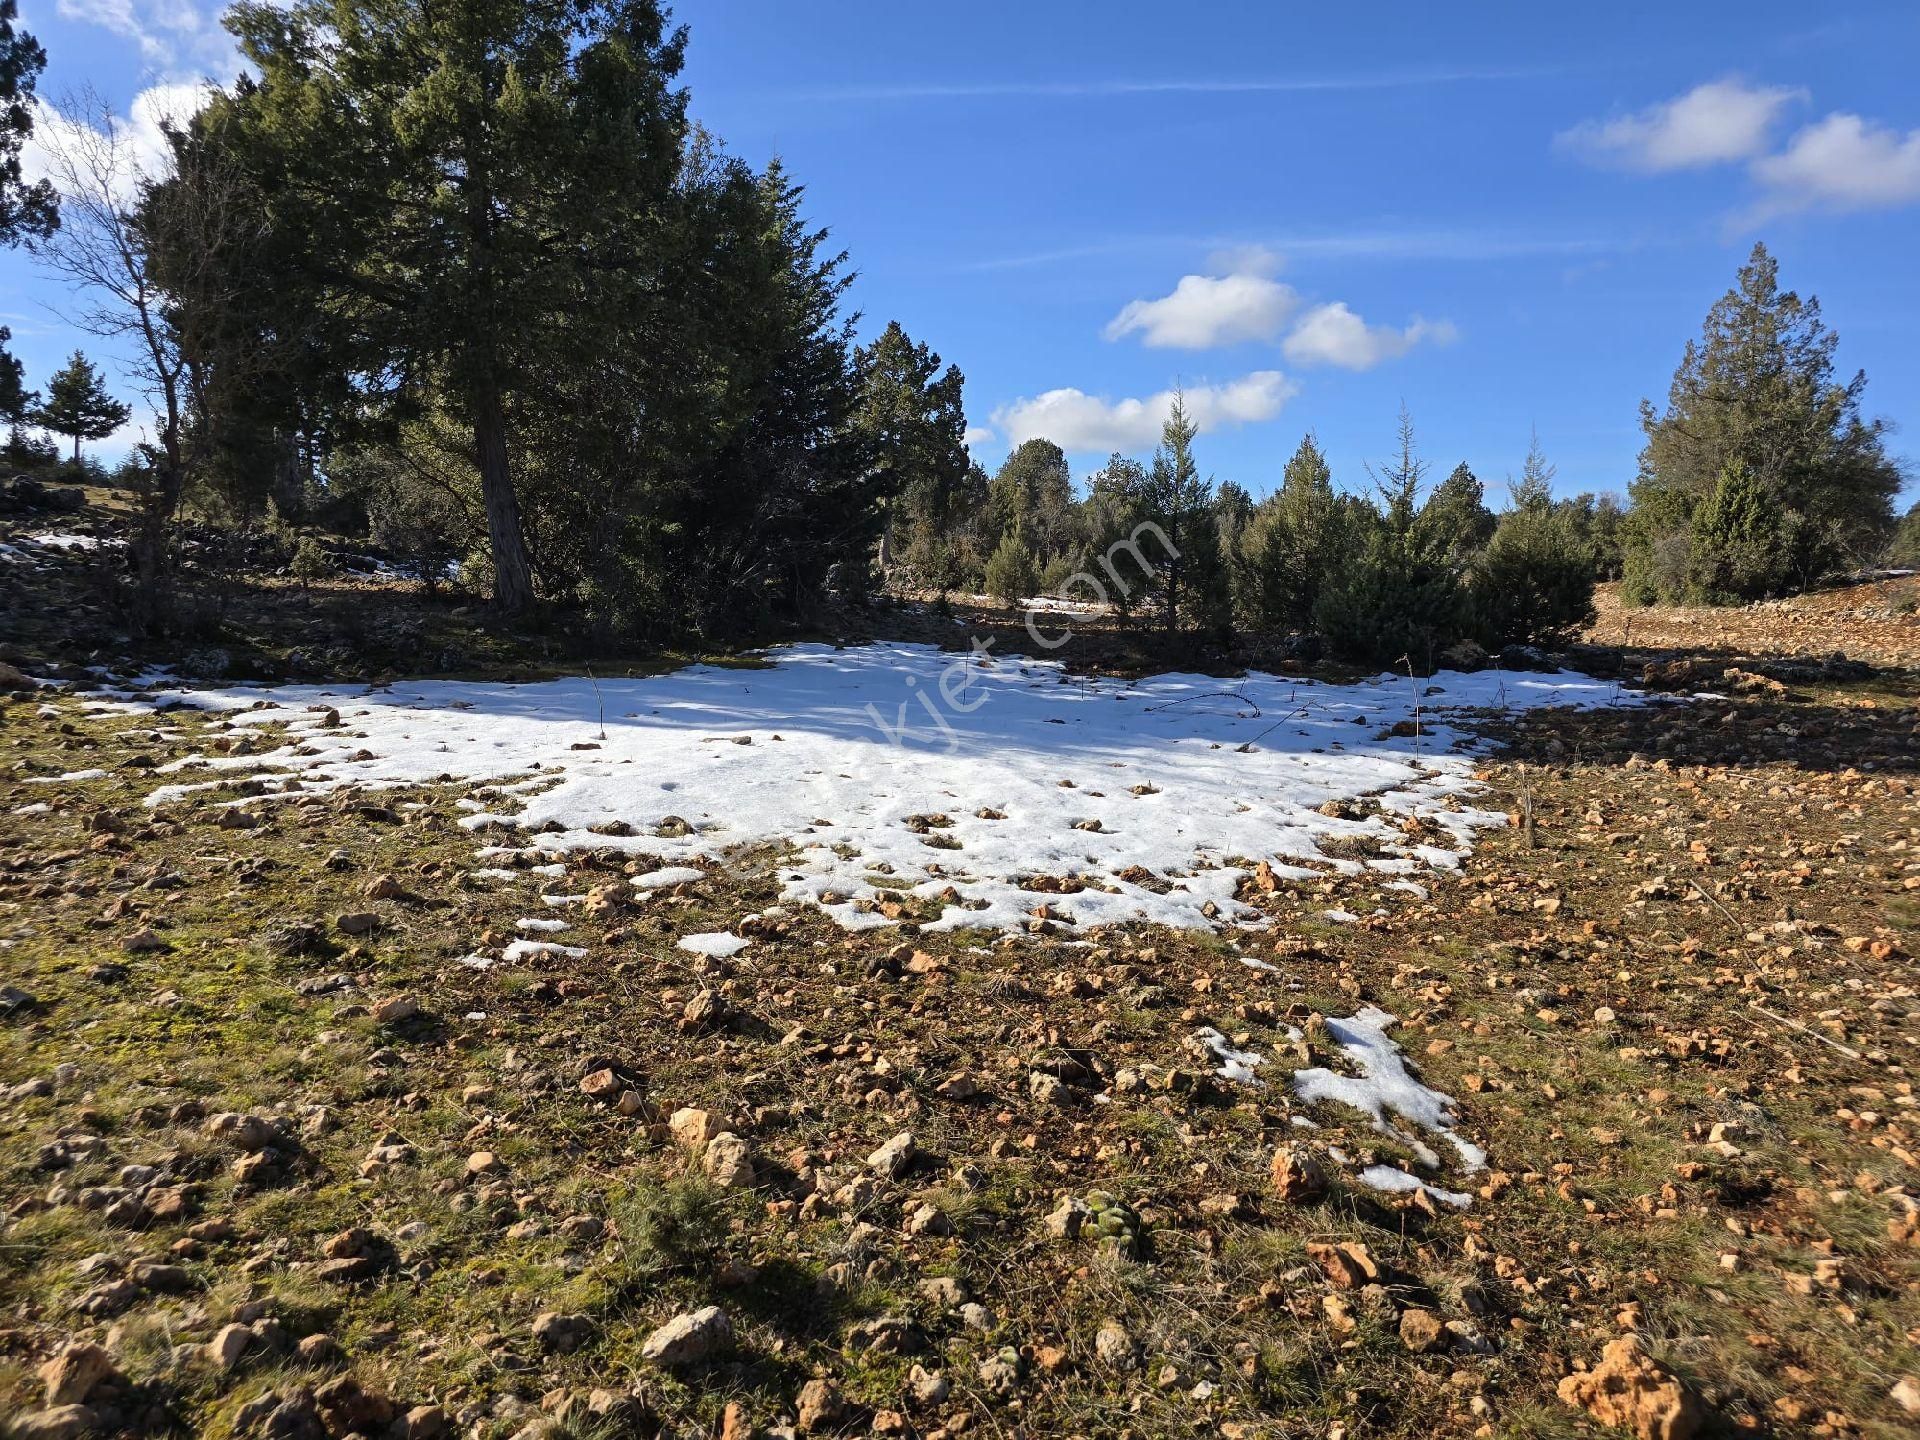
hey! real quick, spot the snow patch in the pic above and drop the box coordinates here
[105,643,1635,937]
[1291,1007,1484,1171]
[676,931,750,958]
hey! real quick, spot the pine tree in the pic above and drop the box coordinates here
[1136,393,1228,635]
[1237,432,1351,631]
[1508,431,1556,510]
[1625,242,1900,602]
[0,0,55,425]
[1419,460,1495,562]
[986,440,1076,564]
[854,321,970,582]
[1315,408,1472,666]
[32,352,130,462]
[1470,433,1594,646]
[213,0,692,614]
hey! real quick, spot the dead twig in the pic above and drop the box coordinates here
[1747,1003,1863,1061]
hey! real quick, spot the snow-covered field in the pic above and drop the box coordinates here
[96,642,1636,934]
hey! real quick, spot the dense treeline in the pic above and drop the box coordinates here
[896,399,1613,664]
[1,0,1908,657]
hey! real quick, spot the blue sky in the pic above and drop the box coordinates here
[9,1,1920,506]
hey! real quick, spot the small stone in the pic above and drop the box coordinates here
[532,1311,594,1354]
[702,1133,756,1189]
[372,994,422,1024]
[466,1150,502,1177]
[11,1406,100,1440]
[868,1131,917,1180]
[405,1404,449,1439]
[668,1106,721,1151]
[1094,1318,1139,1370]
[640,1305,731,1368]
[1890,1376,1920,1415]
[796,1377,843,1433]
[38,1342,117,1404]
[1557,1336,1704,1440]
[296,1333,346,1368]
[1269,1143,1329,1203]
[908,1364,949,1407]
[208,1321,253,1370]
[1398,1308,1447,1354]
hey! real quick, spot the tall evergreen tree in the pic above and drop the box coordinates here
[31,351,129,461]
[0,0,56,423]
[854,321,969,581]
[1137,394,1229,635]
[212,0,692,614]
[1419,460,1495,561]
[1625,242,1900,603]
[1315,408,1472,666]
[986,439,1076,564]
[1237,432,1351,631]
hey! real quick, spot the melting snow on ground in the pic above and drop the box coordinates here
[1201,1005,1484,1207]
[676,932,752,958]
[1291,1005,1485,1172]
[89,641,1632,935]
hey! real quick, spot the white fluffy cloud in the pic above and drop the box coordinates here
[991,371,1297,452]
[1558,78,1802,171]
[21,84,214,202]
[1751,113,1920,213]
[1104,252,1298,349]
[1280,304,1457,371]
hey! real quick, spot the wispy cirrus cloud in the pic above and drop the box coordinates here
[990,371,1296,453]
[779,64,1562,104]
[55,0,237,76]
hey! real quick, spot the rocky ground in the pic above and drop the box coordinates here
[2,505,1919,1440]
[1583,577,1920,670]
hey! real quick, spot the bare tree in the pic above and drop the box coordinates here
[27,88,257,623]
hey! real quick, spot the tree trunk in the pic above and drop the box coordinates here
[473,374,533,615]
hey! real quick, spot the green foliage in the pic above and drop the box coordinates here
[609,1173,729,1285]
[209,0,696,613]
[289,535,336,589]
[0,0,54,248]
[1128,395,1230,635]
[1471,506,1596,647]
[1688,458,1782,604]
[1235,433,1356,631]
[1888,501,1920,570]
[30,352,131,463]
[983,528,1039,609]
[857,320,971,586]
[1314,410,1472,666]
[1419,461,1496,562]
[987,439,1078,568]
[1078,454,1153,617]
[1625,242,1901,603]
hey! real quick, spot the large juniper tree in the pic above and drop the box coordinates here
[210,0,692,614]
[1624,242,1901,603]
